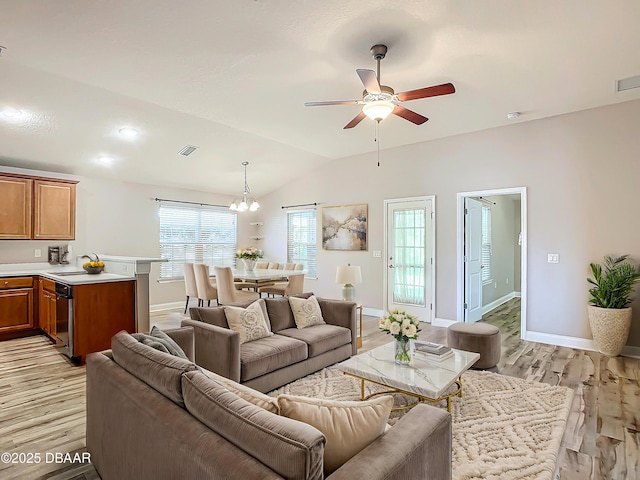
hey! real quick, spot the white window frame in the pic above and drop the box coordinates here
[158,202,237,281]
[481,205,492,285]
[287,209,317,278]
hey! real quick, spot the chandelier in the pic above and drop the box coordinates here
[229,161,260,212]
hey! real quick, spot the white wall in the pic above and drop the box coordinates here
[256,99,640,347]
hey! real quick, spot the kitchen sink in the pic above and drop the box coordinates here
[48,271,87,276]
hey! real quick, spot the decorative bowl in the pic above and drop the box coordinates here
[83,265,104,274]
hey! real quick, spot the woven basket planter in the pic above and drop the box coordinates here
[587,305,632,356]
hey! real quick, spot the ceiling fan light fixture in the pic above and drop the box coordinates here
[362,100,394,121]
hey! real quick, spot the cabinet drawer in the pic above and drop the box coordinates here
[40,277,56,292]
[1,277,33,289]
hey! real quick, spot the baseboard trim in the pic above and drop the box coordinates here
[150,301,184,312]
[524,331,640,358]
[482,292,517,316]
[363,307,384,318]
[433,318,456,328]
[513,291,522,298]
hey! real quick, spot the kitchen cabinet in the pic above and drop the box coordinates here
[33,179,76,240]
[0,277,34,336]
[0,172,77,240]
[38,277,57,339]
[0,176,32,239]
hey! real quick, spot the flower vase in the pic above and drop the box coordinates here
[242,259,256,271]
[394,337,411,365]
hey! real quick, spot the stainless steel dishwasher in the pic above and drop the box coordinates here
[55,282,75,359]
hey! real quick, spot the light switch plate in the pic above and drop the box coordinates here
[373,250,381,258]
[548,254,559,264]
[34,249,41,258]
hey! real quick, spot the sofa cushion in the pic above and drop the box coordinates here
[265,297,297,332]
[146,325,189,359]
[182,371,325,480]
[240,335,308,382]
[111,331,198,407]
[289,295,326,329]
[277,394,394,474]
[189,305,229,328]
[201,367,279,414]
[224,299,273,344]
[277,324,352,357]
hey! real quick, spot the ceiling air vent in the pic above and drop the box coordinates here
[178,145,199,156]
[616,75,640,92]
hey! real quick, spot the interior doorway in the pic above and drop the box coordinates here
[457,188,527,339]
[384,196,435,322]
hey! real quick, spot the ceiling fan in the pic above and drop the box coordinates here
[305,44,455,129]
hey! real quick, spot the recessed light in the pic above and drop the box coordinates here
[118,127,138,138]
[96,155,115,166]
[1,106,22,118]
[506,112,521,120]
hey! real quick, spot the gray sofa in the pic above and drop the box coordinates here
[185,296,357,392]
[86,327,453,480]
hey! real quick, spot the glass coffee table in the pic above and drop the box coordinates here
[337,342,480,412]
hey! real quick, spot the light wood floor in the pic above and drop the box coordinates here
[1,299,638,479]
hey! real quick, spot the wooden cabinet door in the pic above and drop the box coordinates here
[33,180,76,240]
[39,283,51,334]
[0,288,34,333]
[0,176,32,239]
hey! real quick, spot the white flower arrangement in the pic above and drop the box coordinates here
[379,310,421,341]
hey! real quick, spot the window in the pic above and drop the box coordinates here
[287,209,317,277]
[481,205,492,284]
[158,202,237,280]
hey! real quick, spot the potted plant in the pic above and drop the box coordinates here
[587,255,640,356]
[235,246,263,271]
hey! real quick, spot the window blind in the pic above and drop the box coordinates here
[287,209,317,277]
[481,205,492,284]
[158,203,237,280]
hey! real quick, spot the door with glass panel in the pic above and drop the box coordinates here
[385,197,434,321]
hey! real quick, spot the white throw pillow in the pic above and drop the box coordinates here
[201,367,279,414]
[224,299,273,344]
[288,295,326,329]
[277,394,393,474]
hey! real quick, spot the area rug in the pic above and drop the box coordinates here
[268,367,573,480]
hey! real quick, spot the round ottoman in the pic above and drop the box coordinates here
[447,322,501,369]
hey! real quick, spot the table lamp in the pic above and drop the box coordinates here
[336,265,362,302]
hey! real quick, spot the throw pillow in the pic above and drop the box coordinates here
[149,325,188,359]
[224,299,273,344]
[277,394,394,474]
[201,367,279,414]
[288,295,326,329]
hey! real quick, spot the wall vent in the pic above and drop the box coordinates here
[616,75,640,92]
[178,145,199,156]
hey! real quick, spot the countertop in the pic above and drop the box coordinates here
[0,262,135,285]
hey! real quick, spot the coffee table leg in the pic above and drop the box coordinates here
[360,378,365,400]
[458,377,463,398]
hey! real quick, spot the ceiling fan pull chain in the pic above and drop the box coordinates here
[376,121,381,167]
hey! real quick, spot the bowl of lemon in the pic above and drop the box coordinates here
[82,254,105,274]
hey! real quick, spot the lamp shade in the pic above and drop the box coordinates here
[335,265,362,285]
[362,101,394,121]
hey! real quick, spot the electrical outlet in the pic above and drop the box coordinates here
[372,250,381,258]
[548,254,559,264]
[34,249,41,258]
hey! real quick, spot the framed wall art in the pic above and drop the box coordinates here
[322,204,367,251]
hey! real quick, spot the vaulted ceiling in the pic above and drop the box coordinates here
[1,1,639,196]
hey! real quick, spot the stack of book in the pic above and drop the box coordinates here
[414,342,454,362]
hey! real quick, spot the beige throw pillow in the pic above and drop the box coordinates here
[201,367,279,414]
[277,394,393,474]
[224,299,273,344]
[289,295,325,329]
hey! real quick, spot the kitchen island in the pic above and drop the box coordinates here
[0,262,140,364]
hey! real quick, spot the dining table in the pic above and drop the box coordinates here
[210,268,305,289]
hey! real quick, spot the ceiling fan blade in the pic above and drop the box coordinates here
[396,83,456,102]
[304,100,359,107]
[392,105,428,125]
[343,112,367,129]
[356,69,381,94]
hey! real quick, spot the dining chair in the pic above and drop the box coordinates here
[294,263,304,270]
[255,261,269,269]
[193,263,219,307]
[215,266,259,304]
[267,262,280,269]
[183,263,199,313]
[258,273,305,298]
[282,263,296,270]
